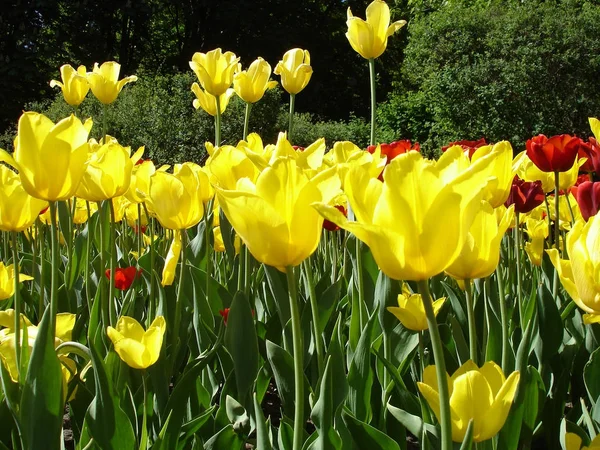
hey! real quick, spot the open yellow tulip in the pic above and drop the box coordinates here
[50,64,90,106]
[106,316,166,369]
[274,49,313,95]
[0,263,34,301]
[387,284,445,331]
[418,360,520,442]
[87,61,137,105]
[346,0,406,60]
[234,57,278,104]
[0,165,47,232]
[191,83,235,116]
[189,48,240,97]
[0,112,92,201]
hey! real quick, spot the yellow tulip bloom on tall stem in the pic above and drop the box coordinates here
[50,64,90,108]
[234,57,278,140]
[274,49,313,143]
[346,0,406,145]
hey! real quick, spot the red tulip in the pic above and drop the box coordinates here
[441,138,487,159]
[219,307,254,325]
[366,140,420,162]
[572,181,600,221]
[525,134,581,173]
[105,267,142,290]
[578,137,600,174]
[323,205,347,231]
[504,176,545,214]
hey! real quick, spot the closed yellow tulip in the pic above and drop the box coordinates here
[471,141,514,208]
[565,432,600,450]
[548,214,600,323]
[87,61,137,105]
[76,141,133,201]
[0,166,47,232]
[191,83,235,116]
[50,64,90,106]
[0,112,92,201]
[146,163,208,230]
[274,49,313,95]
[387,284,445,331]
[524,217,548,266]
[346,0,406,60]
[106,316,166,369]
[189,48,240,97]
[418,360,520,442]
[314,147,497,281]
[215,157,341,270]
[0,263,34,301]
[445,203,514,281]
[234,57,278,104]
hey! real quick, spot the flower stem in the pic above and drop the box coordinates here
[369,58,376,146]
[108,199,117,325]
[355,238,366,329]
[102,104,108,143]
[286,266,304,450]
[11,231,22,379]
[496,266,510,373]
[417,279,452,450]
[215,96,222,147]
[172,230,186,368]
[553,171,560,300]
[303,258,324,376]
[464,278,477,364]
[288,94,296,143]
[48,202,60,334]
[514,212,523,325]
[142,203,156,319]
[243,102,252,141]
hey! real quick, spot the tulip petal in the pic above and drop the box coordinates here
[480,371,520,441]
[162,230,182,286]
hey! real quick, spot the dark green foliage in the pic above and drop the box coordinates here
[379,1,600,154]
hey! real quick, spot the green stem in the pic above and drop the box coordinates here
[84,201,92,311]
[49,202,59,332]
[496,267,510,373]
[172,230,186,368]
[204,205,212,302]
[369,58,376,146]
[303,258,324,377]
[355,238,366,329]
[243,102,252,141]
[514,212,523,325]
[102,104,108,143]
[288,93,296,143]
[553,171,560,300]
[418,331,426,377]
[142,203,155,319]
[11,231,22,380]
[417,279,452,450]
[108,200,117,325]
[244,243,251,296]
[285,266,304,450]
[237,245,246,292]
[37,219,45,319]
[215,96,222,147]
[136,203,143,265]
[464,278,477,364]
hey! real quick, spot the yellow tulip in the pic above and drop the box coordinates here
[125,157,156,204]
[513,151,584,193]
[234,57,278,104]
[565,432,600,450]
[547,214,600,322]
[125,202,148,229]
[0,263,34,300]
[0,112,92,201]
[212,226,241,255]
[146,163,207,230]
[50,64,90,106]
[215,157,340,270]
[161,230,181,286]
[471,141,514,208]
[445,203,514,281]
[87,61,137,105]
[189,48,240,97]
[191,83,235,116]
[346,0,406,60]
[206,145,261,190]
[524,217,548,266]
[76,141,133,202]
[106,316,166,369]
[274,49,313,95]
[0,165,47,232]
[418,360,520,442]
[314,147,497,281]
[323,141,386,183]
[72,197,98,224]
[387,284,445,331]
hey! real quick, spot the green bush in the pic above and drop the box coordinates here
[379,1,600,155]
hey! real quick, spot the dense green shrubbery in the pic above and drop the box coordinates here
[0,70,371,163]
[379,1,600,154]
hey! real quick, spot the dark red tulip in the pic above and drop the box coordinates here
[292,145,305,152]
[505,176,545,214]
[578,137,600,174]
[572,181,600,221]
[105,267,142,290]
[526,134,580,173]
[367,140,420,181]
[441,138,487,159]
[219,307,254,325]
[323,205,347,232]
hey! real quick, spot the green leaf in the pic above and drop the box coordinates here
[342,409,400,450]
[459,419,474,450]
[254,394,273,450]
[20,306,64,449]
[536,283,563,363]
[203,424,245,450]
[226,395,250,435]
[347,313,376,422]
[278,418,295,450]
[585,346,600,405]
[308,357,343,450]
[225,291,259,402]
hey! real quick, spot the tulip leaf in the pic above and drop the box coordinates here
[225,291,259,403]
[584,346,600,405]
[347,312,376,423]
[441,281,467,328]
[254,393,273,450]
[315,275,342,333]
[308,357,343,450]
[265,340,311,423]
[277,418,294,450]
[450,315,470,366]
[19,306,64,450]
[386,403,439,443]
[342,409,401,450]
[536,283,563,362]
[65,226,87,290]
[204,424,246,450]
[82,334,136,450]
[459,419,474,450]
[375,272,402,337]
[226,395,251,435]
[264,265,291,326]
[372,347,420,416]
